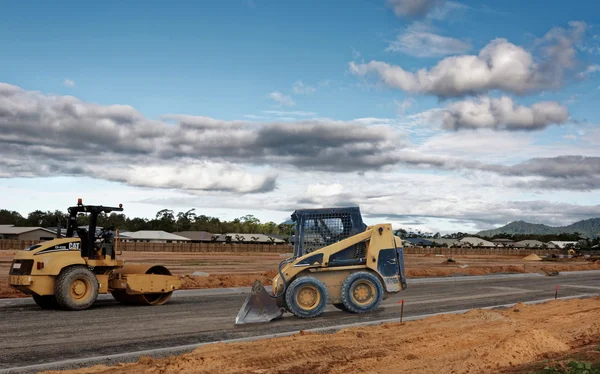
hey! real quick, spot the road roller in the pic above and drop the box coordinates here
[8,199,181,310]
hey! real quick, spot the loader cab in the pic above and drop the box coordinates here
[65,198,123,261]
[290,207,367,258]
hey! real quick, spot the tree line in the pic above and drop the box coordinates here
[0,208,294,236]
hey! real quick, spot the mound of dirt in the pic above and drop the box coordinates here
[43,297,600,374]
[179,270,278,289]
[523,254,543,261]
[0,281,26,298]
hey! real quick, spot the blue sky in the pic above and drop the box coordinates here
[0,0,599,233]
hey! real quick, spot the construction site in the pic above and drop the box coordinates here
[2,203,600,374]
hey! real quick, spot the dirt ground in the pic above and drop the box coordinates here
[41,296,600,374]
[3,250,600,298]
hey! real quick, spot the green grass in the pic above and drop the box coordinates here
[537,361,600,374]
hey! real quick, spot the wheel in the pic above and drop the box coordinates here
[111,290,134,304]
[284,276,328,319]
[54,266,99,311]
[333,303,349,312]
[32,294,58,310]
[340,271,384,314]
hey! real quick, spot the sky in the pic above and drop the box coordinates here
[0,0,599,234]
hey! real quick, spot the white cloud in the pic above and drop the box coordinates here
[350,22,587,98]
[63,79,75,87]
[268,91,295,107]
[386,23,472,57]
[96,162,275,194]
[291,80,316,95]
[443,96,569,131]
[577,64,600,78]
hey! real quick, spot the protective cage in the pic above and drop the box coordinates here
[291,207,367,258]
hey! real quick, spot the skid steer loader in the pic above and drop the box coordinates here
[8,198,181,311]
[235,207,407,324]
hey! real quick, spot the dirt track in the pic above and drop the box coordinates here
[40,296,600,374]
[3,250,600,298]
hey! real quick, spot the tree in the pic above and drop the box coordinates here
[0,209,24,225]
[394,228,408,238]
[176,209,196,231]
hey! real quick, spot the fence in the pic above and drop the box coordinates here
[404,246,556,257]
[0,239,292,254]
[0,239,572,256]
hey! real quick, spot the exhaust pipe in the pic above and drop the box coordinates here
[235,280,285,325]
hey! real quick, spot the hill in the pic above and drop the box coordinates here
[477,218,600,238]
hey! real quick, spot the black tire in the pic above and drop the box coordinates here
[285,276,328,319]
[340,271,384,314]
[54,266,99,311]
[333,303,349,312]
[32,294,58,310]
[111,290,133,305]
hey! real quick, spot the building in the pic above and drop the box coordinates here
[514,240,545,248]
[456,237,496,248]
[401,238,457,247]
[546,241,579,249]
[429,238,458,247]
[491,238,516,247]
[118,230,191,243]
[0,225,57,241]
[173,231,214,242]
[404,238,434,247]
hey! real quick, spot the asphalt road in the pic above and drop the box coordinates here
[1,272,600,372]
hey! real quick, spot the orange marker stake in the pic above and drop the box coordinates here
[398,299,405,322]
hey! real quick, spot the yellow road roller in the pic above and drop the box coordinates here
[8,199,181,310]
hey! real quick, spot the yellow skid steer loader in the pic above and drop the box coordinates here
[235,207,407,324]
[8,199,181,310]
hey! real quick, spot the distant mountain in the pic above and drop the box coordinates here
[477,218,600,238]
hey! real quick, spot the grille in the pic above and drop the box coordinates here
[10,260,34,275]
[299,213,355,254]
[353,242,367,259]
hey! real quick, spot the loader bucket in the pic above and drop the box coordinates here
[235,280,285,325]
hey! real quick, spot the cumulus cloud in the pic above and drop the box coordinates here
[387,0,444,19]
[0,83,410,193]
[95,163,276,194]
[386,23,472,57]
[292,80,316,94]
[268,91,295,107]
[350,22,587,98]
[443,96,569,131]
[0,82,597,198]
[494,155,600,178]
[63,79,75,87]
